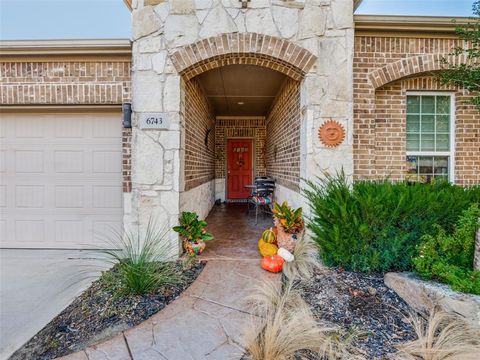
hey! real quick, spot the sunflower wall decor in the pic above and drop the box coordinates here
[318,120,345,148]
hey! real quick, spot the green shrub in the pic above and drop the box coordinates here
[99,219,183,295]
[413,204,480,294]
[304,173,480,273]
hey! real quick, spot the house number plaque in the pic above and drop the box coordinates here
[138,113,169,130]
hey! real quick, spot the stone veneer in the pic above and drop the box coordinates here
[131,0,354,254]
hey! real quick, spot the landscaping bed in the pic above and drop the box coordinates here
[297,266,416,359]
[10,260,205,360]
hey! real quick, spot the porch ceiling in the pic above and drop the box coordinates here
[196,64,286,117]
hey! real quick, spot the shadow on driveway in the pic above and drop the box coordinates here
[0,249,105,360]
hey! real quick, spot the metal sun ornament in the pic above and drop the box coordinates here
[318,120,345,147]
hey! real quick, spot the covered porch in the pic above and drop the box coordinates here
[201,203,274,260]
[179,62,304,240]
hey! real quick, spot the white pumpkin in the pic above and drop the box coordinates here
[277,247,295,262]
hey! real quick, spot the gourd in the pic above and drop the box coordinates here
[277,247,294,262]
[261,255,284,273]
[261,228,277,244]
[258,238,278,257]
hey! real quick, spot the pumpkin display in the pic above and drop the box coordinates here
[277,247,295,262]
[261,228,277,244]
[258,238,278,257]
[261,255,285,273]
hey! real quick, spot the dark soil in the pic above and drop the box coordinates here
[10,260,206,360]
[297,267,416,360]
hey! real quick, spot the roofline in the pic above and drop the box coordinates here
[354,0,363,12]
[355,15,475,33]
[0,39,132,56]
[123,0,132,11]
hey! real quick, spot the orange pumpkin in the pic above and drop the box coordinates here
[261,255,284,273]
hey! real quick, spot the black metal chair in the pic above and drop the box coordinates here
[248,177,276,224]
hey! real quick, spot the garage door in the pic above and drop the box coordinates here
[0,113,123,248]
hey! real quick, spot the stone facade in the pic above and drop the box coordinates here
[131,0,355,252]
[353,34,480,185]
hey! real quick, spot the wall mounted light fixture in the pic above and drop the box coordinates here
[238,0,250,9]
[123,103,132,128]
[205,127,212,148]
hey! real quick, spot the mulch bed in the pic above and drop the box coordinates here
[297,267,416,359]
[10,260,206,360]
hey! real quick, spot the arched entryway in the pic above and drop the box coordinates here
[171,33,317,81]
[174,34,316,257]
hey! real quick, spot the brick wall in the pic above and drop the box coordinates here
[265,78,301,191]
[183,77,216,191]
[123,128,132,192]
[0,61,131,104]
[354,35,480,185]
[215,117,267,179]
[171,33,317,82]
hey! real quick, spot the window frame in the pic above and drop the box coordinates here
[405,91,456,183]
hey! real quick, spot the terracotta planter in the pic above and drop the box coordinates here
[274,218,303,253]
[183,239,206,256]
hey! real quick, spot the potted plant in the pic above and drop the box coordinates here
[272,201,304,253]
[173,211,214,256]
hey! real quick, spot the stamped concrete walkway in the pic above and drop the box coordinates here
[60,205,279,360]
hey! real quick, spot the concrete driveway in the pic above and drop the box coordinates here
[0,250,104,360]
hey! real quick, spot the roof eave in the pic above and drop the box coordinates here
[123,0,132,11]
[0,39,132,56]
[354,0,363,12]
[355,14,475,33]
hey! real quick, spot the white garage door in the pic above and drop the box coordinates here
[0,112,123,248]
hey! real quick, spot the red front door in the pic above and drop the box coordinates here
[227,139,253,199]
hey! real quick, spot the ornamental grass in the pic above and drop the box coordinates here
[396,308,480,360]
[244,280,349,360]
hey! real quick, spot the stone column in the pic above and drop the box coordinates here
[130,4,184,257]
[299,0,355,217]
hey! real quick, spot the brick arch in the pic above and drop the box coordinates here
[170,33,317,81]
[368,53,469,89]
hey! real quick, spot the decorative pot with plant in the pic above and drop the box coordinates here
[272,201,304,253]
[173,211,213,256]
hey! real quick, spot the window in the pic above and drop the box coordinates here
[405,93,454,183]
